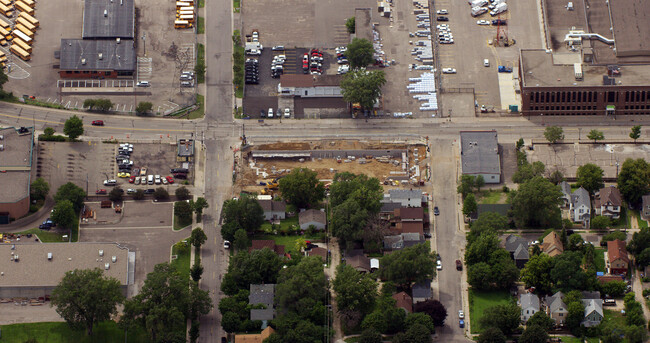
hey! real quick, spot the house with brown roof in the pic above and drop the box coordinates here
[250,240,285,256]
[392,291,413,313]
[299,209,327,231]
[390,207,427,235]
[258,200,287,221]
[346,249,371,273]
[306,246,328,261]
[607,239,629,275]
[235,326,275,343]
[541,231,564,257]
[594,186,622,220]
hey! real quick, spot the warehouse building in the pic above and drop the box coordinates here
[460,131,501,184]
[0,243,134,298]
[82,0,135,39]
[0,127,35,224]
[518,0,650,115]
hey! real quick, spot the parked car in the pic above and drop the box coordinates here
[436,260,442,270]
[459,319,465,328]
[129,176,136,183]
[442,68,457,74]
[272,45,285,51]
[477,20,490,25]
[103,180,117,186]
[91,120,104,126]
[456,259,463,270]
[458,310,465,319]
[436,9,448,14]
[434,206,440,215]
[127,189,137,194]
[96,189,107,194]
[136,81,150,87]
[224,240,231,249]
[166,176,175,184]
[424,232,432,238]
[436,16,449,21]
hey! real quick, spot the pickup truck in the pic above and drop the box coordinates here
[498,65,513,73]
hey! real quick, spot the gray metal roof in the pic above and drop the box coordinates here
[520,293,540,311]
[249,284,275,307]
[460,131,501,175]
[250,308,274,321]
[560,181,571,197]
[504,235,528,253]
[545,292,567,314]
[388,189,423,201]
[177,139,194,157]
[582,299,603,317]
[412,281,432,299]
[82,0,135,39]
[513,244,530,261]
[60,39,135,72]
[380,202,402,213]
[571,187,591,210]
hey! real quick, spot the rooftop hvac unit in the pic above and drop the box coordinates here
[81,58,86,65]
[98,53,103,60]
[0,145,3,151]
[112,256,117,263]
[104,9,108,17]
[0,135,3,139]
[116,38,120,44]
[47,253,52,260]
[14,255,19,262]
[99,249,104,257]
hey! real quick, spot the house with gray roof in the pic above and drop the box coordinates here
[460,131,501,184]
[385,189,424,208]
[258,200,287,221]
[412,280,432,305]
[299,209,327,231]
[570,187,591,225]
[642,195,650,220]
[503,235,529,268]
[383,233,424,251]
[594,186,622,219]
[559,181,572,207]
[520,293,540,322]
[249,284,276,324]
[581,299,603,327]
[544,291,568,325]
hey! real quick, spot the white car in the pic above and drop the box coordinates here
[335,46,347,53]
[127,189,136,194]
[458,310,465,319]
[436,260,443,270]
[477,20,490,25]
[442,68,457,74]
[440,39,454,44]
[136,81,150,87]
[223,240,231,249]
[437,9,448,14]
[268,108,274,118]
[337,64,350,74]
[284,108,290,118]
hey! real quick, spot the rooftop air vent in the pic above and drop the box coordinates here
[81,58,86,65]
[47,253,52,260]
[104,9,108,17]
[98,53,103,60]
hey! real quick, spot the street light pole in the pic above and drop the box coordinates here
[142,33,146,56]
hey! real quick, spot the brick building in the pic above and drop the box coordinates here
[0,127,35,224]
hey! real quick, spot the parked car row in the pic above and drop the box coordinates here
[245,58,259,84]
[271,54,285,78]
[470,0,508,17]
[437,24,454,44]
[303,48,324,75]
[260,107,290,119]
[335,46,349,74]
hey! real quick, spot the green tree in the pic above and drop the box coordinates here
[220,195,264,240]
[175,186,192,200]
[83,99,97,110]
[464,232,500,266]
[478,303,521,335]
[626,325,648,343]
[136,102,153,115]
[358,327,381,343]
[133,189,145,200]
[279,168,325,208]
[549,169,564,184]
[602,230,627,245]
[54,182,86,211]
[477,327,506,343]
[95,99,114,112]
[591,215,611,231]
[475,175,485,192]
[576,163,604,194]
[345,17,356,34]
[552,251,596,292]
[636,247,650,268]
[587,129,604,143]
[379,243,436,289]
[617,158,650,207]
[340,69,386,110]
[153,187,169,200]
[468,212,508,245]
[457,175,475,196]
[630,125,642,143]
[51,200,76,229]
[190,263,203,282]
[174,201,193,226]
[510,176,562,228]
[512,161,546,184]
[413,299,447,326]
[333,264,378,316]
[526,311,555,331]
[30,177,50,201]
[63,115,84,140]
[544,126,564,143]
[629,227,650,256]
[467,262,493,290]
[567,233,584,251]
[221,311,241,333]
[189,227,207,248]
[347,38,375,69]
[520,253,555,294]
[193,197,209,219]
[404,312,435,334]
[519,325,549,343]
[463,193,478,216]
[109,186,123,202]
[361,311,388,333]
[44,127,56,136]
[51,268,124,335]
[403,323,432,343]
[233,228,249,251]
[601,280,627,298]
[275,256,328,317]
[220,248,283,295]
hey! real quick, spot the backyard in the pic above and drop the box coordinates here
[255,233,324,255]
[593,248,606,272]
[478,191,505,204]
[0,321,147,343]
[468,290,513,334]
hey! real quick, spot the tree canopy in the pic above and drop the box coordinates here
[189,227,207,248]
[30,177,50,201]
[544,126,564,143]
[276,256,328,317]
[510,176,562,228]
[630,125,641,142]
[628,227,650,256]
[463,193,478,216]
[477,327,506,343]
[279,168,325,209]
[413,299,447,327]
[54,182,86,212]
[220,194,265,241]
[586,129,604,143]
[347,38,375,69]
[340,69,386,110]
[379,242,436,289]
[519,325,549,343]
[333,263,378,316]
[478,303,521,335]
[617,158,650,208]
[51,268,124,335]
[576,163,604,194]
[512,161,546,184]
[51,200,76,229]
[63,115,84,140]
[220,248,284,295]
[468,212,508,245]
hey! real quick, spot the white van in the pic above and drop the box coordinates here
[484,59,490,67]
[147,175,154,185]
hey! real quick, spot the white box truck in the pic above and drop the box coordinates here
[471,6,488,16]
[490,3,507,16]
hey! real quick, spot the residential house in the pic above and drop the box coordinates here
[642,195,650,220]
[391,207,428,235]
[392,291,413,313]
[235,326,275,343]
[459,130,501,184]
[250,240,285,256]
[570,187,591,225]
[258,199,286,221]
[503,234,530,268]
[383,233,424,251]
[412,280,432,305]
[346,249,371,273]
[299,209,327,231]
[607,239,629,275]
[544,291,568,325]
[597,275,625,285]
[541,231,564,257]
[594,186,622,219]
[249,284,275,325]
[559,181,572,207]
[306,246,328,261]
[379,202,402,220]
[386,189,424,208]
[519,293,540,322]
[581,299,604,327]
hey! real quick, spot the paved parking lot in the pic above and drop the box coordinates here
[83,201,173,229]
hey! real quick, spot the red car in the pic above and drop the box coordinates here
[96,189,107,194]
[91,120,104,126]
[302,54,309,63]
[166,176,175,184]
[129,176,136,183]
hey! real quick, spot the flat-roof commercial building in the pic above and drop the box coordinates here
[0,243,134,298]
[82,0,135,39]
[59,39,136,79]
[518,0,650,115]
[0,127,34,224]
[460,131,501,184]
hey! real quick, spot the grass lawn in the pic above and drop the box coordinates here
[559,336,599,343]
[601,309,626,328]
[633,209,649,228]
[256,233,323,255]
[610,206,629,229]
[171,240,191,280]
[12,228,67,242]
[479,191,503,204]
[197,16,205,34]
[173,215,192,231]
[593,248,606,272]
[0,321,148,343]
[198,0,204,6]
[233,0,240,12]
[468,290,513,334]
[196,43,205,84]
[187,94,204,119]
[260,216,299,233]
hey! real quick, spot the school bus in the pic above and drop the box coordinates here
[11,29,30,44]
[12,37,30,53]
[16,18,35,32]
[176,1,190,7]
[0,0,11,7]
[0,3,13,16]
[178,14,194,22]
[10,44,29,61]
[20,0,33,7]
[0,52,7,63]
[0,26,11,39]
[0,18,10,30]
[14,1,33,15]
[178,10,194,16]
[177,6,193,12]
[174,20,192,29]
[19,12,39,27]
[15,23,33,38]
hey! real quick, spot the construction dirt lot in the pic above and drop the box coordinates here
[238,140,429,194]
